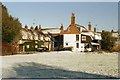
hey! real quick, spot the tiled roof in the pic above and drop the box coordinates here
[62,24,80,34]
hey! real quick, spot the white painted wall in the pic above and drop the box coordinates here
[21,30,28,39]
[80,43,85,52]
[28,32,33,40]
[63,34,75,48]
[112,32,119,38]
[33,32,38,40]
[63,34,85,52]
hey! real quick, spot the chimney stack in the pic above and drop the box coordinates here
[38,25,41,31]
[88,22,91,31]
[30,26,34,31]
[94,27,96,32]
[71,12,75,25]
[25,25,28,29]
[60,24,63,30]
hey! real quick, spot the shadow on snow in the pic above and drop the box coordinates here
[2,62,117,79]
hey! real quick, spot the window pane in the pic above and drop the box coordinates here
[66,43,68,46]
[76,43,79,48]
[82,36,86,41]
[76,35,79,41]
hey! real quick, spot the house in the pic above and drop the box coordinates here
[18,13,102,52]
[80,23,102,51]
[61,13,101,52]
[111,30,119,45]
[18,25,52,52]
[111,31,119,39]
[61,13,82,51]
[38,26,53,51]
[42,25,63,50]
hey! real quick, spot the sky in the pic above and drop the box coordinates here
[3,2,118,32]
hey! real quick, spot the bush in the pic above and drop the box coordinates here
[19,41,44,52]
[101,31,116,51]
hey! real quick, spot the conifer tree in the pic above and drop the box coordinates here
[2,3,22,43]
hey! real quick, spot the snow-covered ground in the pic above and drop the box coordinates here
[1,51,119,79]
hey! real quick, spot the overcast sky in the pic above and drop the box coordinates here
[3,2,118,32]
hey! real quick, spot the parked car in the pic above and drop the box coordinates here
[37,47,48,52]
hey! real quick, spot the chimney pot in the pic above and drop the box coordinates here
[25,25,28,29]
[94,27,96,32]
[71,12,75,25]
[30,26,34,31]
[38,25,42,32]
[88,22,91,31]
[60,24,63,30]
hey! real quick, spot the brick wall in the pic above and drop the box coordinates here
[2,43,18,56]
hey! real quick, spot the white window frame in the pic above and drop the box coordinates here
[35,41,38,43]
[26,45,30,49]
[35,45,38,48]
